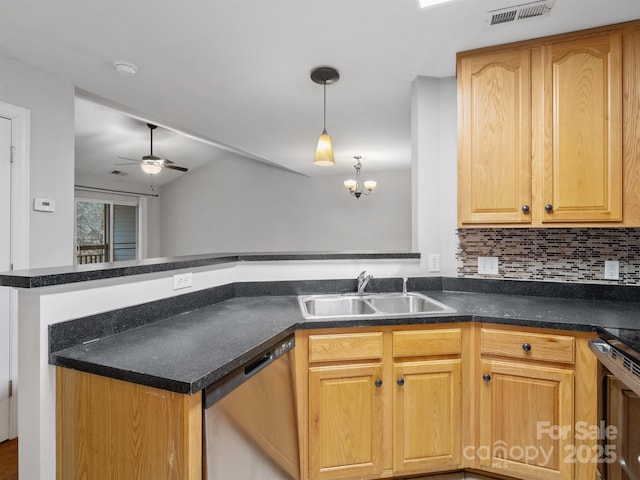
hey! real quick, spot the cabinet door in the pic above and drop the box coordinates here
[478,359,574,480]
[308,363,384,480]
[458,47,532,225]
[392,359,462,474]
[607,375,640,479]
[540,31,622,222]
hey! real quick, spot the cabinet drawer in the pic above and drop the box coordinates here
[481,328,575,364]
[393,329,462,358]
[308,332,383,363]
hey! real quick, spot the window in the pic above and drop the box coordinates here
[75,200,138,264]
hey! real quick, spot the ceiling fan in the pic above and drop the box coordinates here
[117,123,189,175]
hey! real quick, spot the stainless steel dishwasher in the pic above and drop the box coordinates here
[203,336,300,480]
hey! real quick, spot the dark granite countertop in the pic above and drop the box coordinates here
[0,251,420,288]
[50,288,640,395]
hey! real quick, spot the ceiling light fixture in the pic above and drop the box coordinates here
[418,0,456,8]
[311,66,339,166]
[344,156,377,199]
[114,61,138,77]
[140,160,162,175]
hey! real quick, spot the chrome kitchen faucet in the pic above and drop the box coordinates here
[356,271,373,294]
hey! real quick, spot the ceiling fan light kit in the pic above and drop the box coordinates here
[140,160,162,175]
[311,66,339,166]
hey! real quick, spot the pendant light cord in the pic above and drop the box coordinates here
[323,81,327,133]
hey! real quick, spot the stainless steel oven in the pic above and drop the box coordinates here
[589,329,640,480]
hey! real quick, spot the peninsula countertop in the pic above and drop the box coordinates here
[50,288,640,395]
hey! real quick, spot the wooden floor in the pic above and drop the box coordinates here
[0,439,18,480]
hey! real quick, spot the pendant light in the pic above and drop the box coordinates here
[311,66,339,166]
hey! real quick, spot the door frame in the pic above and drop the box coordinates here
[0,101,31,439]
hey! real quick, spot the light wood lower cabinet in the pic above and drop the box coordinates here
[56,368,202,480]
[308,363,384,480]
[474,325,598,480]
[392,359,462,474]
[297,325,466,480]
[297,324,598,480]
[478,359,574,480]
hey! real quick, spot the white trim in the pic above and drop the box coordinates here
[0,102,30,270]
[0,101,30,440]
[138,196,148,260]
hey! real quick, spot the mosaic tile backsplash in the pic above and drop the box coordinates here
[457,228,640,285]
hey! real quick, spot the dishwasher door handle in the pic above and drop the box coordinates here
[244,353,273,376]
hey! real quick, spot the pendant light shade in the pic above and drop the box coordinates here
[311,66,339,166]
[314,130,334,166]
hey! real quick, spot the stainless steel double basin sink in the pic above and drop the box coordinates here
[298,292,456,320]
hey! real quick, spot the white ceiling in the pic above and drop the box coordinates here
[2,0,640,184]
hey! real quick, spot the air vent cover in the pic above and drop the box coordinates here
[487,0,554,25]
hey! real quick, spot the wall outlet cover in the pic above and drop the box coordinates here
[478,256,499,275]
[173,272,193,290]
[604,260,619,280]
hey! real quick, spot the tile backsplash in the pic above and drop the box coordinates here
[457,228,640,285]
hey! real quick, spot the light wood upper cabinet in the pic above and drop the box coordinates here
[539,32,622,222]
[458,47,532,224]
[457,22,639,227]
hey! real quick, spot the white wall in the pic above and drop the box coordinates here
[158,151,412,255]
[411,76,458,276]
[0,55,75,268]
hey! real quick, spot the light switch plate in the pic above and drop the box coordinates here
[428,254,440,272]
[478,256,499,275]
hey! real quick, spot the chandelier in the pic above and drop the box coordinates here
[343,156,377,198]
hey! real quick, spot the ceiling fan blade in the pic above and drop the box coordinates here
[118,156,140,162]
[142,154,173,165]
[114,162,138,166]
[164,164,189,172]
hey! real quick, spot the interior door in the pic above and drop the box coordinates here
[0,116,12,442]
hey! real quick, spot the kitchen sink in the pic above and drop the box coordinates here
[298,292,456,319]
[302,296,376,317]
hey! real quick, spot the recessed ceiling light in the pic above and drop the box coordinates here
[114,61,138,77]
[418,0,456,8]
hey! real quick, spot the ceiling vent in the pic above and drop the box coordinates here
[487,0,554,25]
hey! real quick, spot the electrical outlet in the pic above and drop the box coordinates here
[604,261,619,280]
[428,254,440,272]
[173,272,193,290]
[478,256,499,275]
